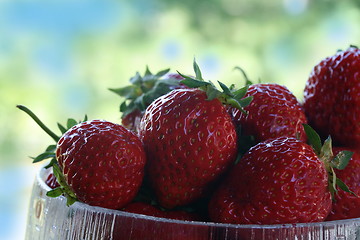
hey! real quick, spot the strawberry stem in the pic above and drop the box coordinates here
[234,66,253,86]
[17,105,60,142]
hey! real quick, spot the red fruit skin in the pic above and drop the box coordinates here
[229,83,307,143]
[45,172,60,189]
[326,148,360,221]
[139,88,238,209]
[122,109,143,133]
[123,202,200,221]
[56,120,146,210]
[303,47,360,148]
[209,137,332,224]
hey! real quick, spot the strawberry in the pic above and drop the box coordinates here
[18,105,146,209]
[45,172,60,189]
[122,202,201,221]
[109,67,186,132]
[55,119,146,209]
[303,46,360,148]
[138,61,251,209]
[120,109,143,133]
[208,126,353,224]
[326,148,360,221]
[229,83,307,144]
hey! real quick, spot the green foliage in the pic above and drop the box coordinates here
[303,124,355,198]
[303,124,322,155]
[109,67,181,118]
[179,59,252,114]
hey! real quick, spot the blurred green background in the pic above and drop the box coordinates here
[1,0,359,238]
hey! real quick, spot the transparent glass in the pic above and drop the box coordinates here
[25,168,360,240]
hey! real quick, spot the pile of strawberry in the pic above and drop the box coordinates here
[19,46,360,224]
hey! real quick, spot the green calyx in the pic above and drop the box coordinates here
[109,67,182,118]
[178,59,253,114]
[303,124,356,199]
[47,164,78,206]
[349,44,359,49]
[17,105,87,206]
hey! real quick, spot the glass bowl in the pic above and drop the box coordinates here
[25,167,360,240]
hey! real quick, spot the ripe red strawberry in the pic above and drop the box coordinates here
[139,88,238,209]
[303,46,360,148]
[45,172,60,189]
[55,119,146,209]
[138,61,249,209]
[122,202,201,221]
[17,105,147,209]
[121,109,143,133]
[326,148,360,221]
[229,83,307,144]
[209,137,332,224]
[110,68,186,132]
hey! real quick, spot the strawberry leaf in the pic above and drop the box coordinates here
[119,102,127,112]
[206,87,222,101]
[193,59,203,80]
[218,81,232,96]
[109,86,140,99]
[179,60,252,114]
[143,79,183,104]
[144,66,152,77]
[180,77,210,88]
[66,196,77,206]
[51,163,78,206]
[320,136,333,160]
[301,122,356,199]
[224,98,242,109]
[31,152,56,163]
[58,116,87,134]
[155,68,170,78]
[331,150,353,170]
[232,85,249,100]
[111,67,182,118]
[46,145,56,152]
[57,123,67,134]
[67,118,78,129]
[46,187,63,197]
[129,72,143,84]
[44,158,57,169]
[238,96,253,108]
[330,167,337,197]
[303,124,322,155]
[336,178,357,196]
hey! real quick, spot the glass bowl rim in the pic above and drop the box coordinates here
[37,166,360,230]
